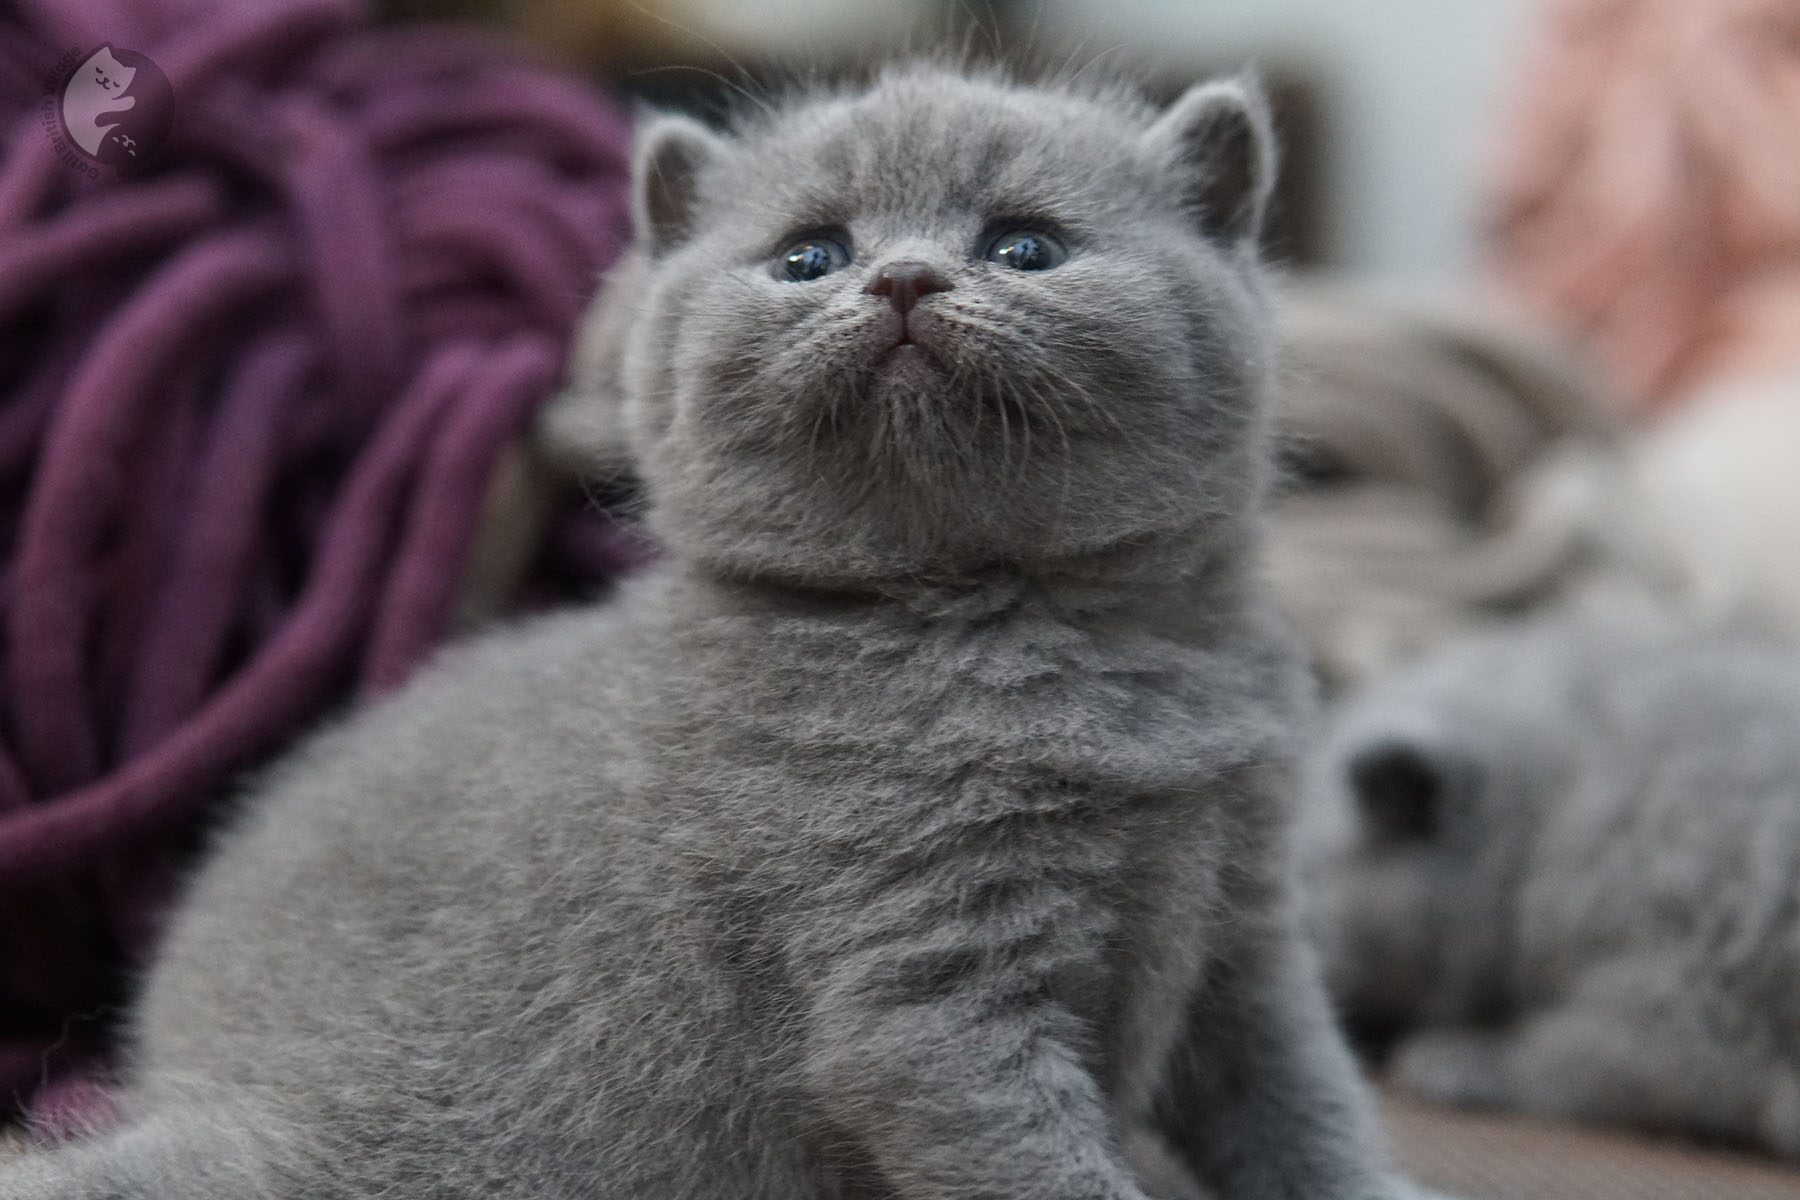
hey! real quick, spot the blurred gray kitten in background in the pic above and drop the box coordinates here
[1302,619,1800,1157]
[2,62,1421,1200]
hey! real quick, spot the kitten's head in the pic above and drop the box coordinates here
[584,64,1279,587]
[1297,625,1595,1045]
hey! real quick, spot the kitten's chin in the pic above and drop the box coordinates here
[875,341,944,383]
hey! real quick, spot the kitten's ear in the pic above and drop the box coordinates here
[1142,76,1276,246]
[1345,739,1478,844]
[633,115,726,255]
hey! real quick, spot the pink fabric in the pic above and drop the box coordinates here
[1487,0,1800,410]
[0,0,645,1119]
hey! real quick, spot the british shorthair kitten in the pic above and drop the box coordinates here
[1303,619,1800,1157]
[2,63,1416,1200]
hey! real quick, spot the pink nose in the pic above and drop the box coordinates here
[866,262,952,314]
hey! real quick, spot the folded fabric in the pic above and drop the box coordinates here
[1269,280,1618,688]
[1271,282,1800,690]
[1487,0,1800,410]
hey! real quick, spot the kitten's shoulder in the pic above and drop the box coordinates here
[217,568,682,841]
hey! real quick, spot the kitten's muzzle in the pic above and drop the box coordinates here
[870,308,946,371]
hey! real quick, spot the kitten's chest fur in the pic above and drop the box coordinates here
[636,572,1296,1109]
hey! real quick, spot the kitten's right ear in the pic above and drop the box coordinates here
[1346,739,1479,844]
[633,115,726,255]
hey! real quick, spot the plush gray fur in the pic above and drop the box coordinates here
[1301,619,1800,1155]
[3,63,1411,1200]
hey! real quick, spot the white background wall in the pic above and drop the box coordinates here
[1034,0,1529,283]
[668,0,1529,284]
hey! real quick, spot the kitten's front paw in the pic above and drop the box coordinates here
[1389,1029,1514,1110]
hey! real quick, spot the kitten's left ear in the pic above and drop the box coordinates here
[1345,738,1481,845]
[1142,76,1277,246]
[633,114,727,255]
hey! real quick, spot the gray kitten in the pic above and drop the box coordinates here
[1302,619,1800,1156]
[3,64,1409,1200]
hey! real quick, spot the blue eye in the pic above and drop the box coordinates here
[777,235,852,282]
[985,228,1067,271]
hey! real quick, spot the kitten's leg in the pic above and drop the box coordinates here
[796,875,1156,1200]
[1392,989,1800,1155]
[1155,929,1407,1200]
[1385,1028,1519,1111]
[805,991,1154,1200]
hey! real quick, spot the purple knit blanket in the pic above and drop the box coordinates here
[0,0,640,1124]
